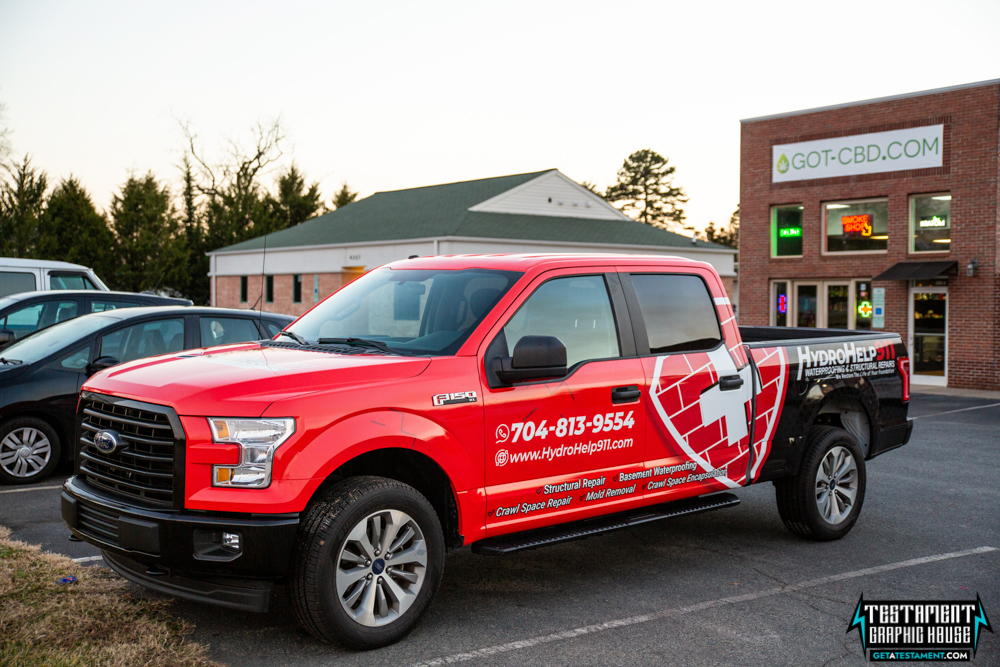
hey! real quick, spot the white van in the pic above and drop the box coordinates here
[0,258,109,298]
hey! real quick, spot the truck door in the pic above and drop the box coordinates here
[619,270,757,502]
[481,270,646,535]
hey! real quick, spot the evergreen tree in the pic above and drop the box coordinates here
[38,177,115,279]
[266,163,322,228]
[180,156,210,304]
[331,181,358,209]
[0,156,47,257]
[604,149,688,230]
[703,205,739,250]
[108,173,186,293]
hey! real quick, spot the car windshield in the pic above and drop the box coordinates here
[287,267,522,355]
[0,314,114,365]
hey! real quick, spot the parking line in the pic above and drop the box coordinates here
[410,546,997,667]
[72,555,103,563]
[911,402,1000,420]
[0,484,63,495]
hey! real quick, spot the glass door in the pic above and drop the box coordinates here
[795,283,819,328]
[825,283,851,329]
[908,286,947,386]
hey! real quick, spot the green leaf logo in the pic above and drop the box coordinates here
[776,153,790,174]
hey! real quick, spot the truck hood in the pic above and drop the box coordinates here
[82,344,431,417]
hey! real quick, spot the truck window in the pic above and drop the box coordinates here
[629,274,722,354]
[0,271,36,298]
[200,317,262,347]
[503,275,619,367]
[49,272,98,290]
[287,268,521,355]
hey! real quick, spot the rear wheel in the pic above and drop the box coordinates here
[289,476,445,649]
[0,417,61,484]
[775,426,866,541]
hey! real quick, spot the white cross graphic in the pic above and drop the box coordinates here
[699,347,756,446]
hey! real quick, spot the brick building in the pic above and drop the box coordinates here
[740,79,999,390]
[208,169,736,318]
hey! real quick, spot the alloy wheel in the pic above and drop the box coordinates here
[814,445,858,525]
[0,427,52,479]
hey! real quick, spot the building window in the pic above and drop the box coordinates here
[773,281,789,326]
[824,199,888,253]
[313,274,320,303]
[240,276,248,303]
[293,274,302,303]
[910,193,951,253]
[771,205,803,257]
[265,275,274,303]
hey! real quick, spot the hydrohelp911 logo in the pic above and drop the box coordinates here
[847,594,993,662]
[796,340,897,381]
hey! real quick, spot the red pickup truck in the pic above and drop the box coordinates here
[62,254,912,648]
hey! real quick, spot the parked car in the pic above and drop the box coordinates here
[60,254,912,649]
[0,258,109,298]
[0,306,293,484]
[0,290,193,349]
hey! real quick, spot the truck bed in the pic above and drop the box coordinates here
[739,325,897,347]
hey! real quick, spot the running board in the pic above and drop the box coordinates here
[472,492,740,556]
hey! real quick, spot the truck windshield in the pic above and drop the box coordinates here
[287,267,522,355]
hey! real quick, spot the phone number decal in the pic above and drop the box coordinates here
[496,411,635,444]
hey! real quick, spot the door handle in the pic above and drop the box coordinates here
[612,385,641,403]
[719,375,744,391]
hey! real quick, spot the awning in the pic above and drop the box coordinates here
[873,261,958,281]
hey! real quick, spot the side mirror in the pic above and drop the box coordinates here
[494,335,567,384]
[0,329,14,345]
[87,356,120,375]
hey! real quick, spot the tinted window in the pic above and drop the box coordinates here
[101,319,184,363]
[630,274,722,354]
[503,275,619,367]
[0,271,36,297]
[1,300,78,340]
[91,300,143,313]
[50,273,98,290]
[200,317,262,347]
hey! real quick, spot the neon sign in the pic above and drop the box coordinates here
[777,294,787,314]
[779,227,802,238]
[841,214,873,237]
[918,216,947,228]
[857,301,873,318]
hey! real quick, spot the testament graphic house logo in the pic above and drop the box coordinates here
[847,594,993,662]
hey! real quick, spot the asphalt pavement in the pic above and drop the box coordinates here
[2,391,997,666]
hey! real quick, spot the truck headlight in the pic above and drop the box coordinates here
[208,418,295,488]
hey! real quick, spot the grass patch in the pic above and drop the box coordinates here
[0,526,221,667]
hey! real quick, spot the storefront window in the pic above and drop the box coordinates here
[854,281,872,331]
[910,193,951,253]
[796,284,817,328]
[824,199,888,253]
[773,281,789,326]
[771,205,803,257]
[826,284,849,329]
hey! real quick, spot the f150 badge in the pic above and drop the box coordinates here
[432,391,478,406]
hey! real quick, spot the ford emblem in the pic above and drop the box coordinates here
[93,429,122,454]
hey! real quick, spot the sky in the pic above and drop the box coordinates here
[1,0,998,235]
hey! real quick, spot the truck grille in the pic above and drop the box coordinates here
[78,394,182,507]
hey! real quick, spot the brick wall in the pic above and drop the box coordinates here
[214,272,361,318]
[740,83,1000,390]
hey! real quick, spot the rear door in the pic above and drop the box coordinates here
[619,268,757,502]
[481,269,646,535]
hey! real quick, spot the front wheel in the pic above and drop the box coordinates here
[775,426,866,541]
[0,417,61,484]
[289,476,445,649]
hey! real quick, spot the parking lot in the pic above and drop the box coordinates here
[2,390,997,666]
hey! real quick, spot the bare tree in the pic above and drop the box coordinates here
[0,101,12,161]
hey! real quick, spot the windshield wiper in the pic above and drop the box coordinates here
[275,330,308,345]
[317,337,396,354]
[0,357,22,365]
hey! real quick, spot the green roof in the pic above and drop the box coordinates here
[210,169,730,253]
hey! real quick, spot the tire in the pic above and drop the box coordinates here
[775,426,866,541]
[289,476,445,649]
[0,417,61,485]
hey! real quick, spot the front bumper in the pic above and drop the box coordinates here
[62,476,299,610]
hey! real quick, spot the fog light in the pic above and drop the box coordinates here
[222,532,242,552]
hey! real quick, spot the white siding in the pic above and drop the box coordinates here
[213,241,438,277]
[468,171,626,220]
